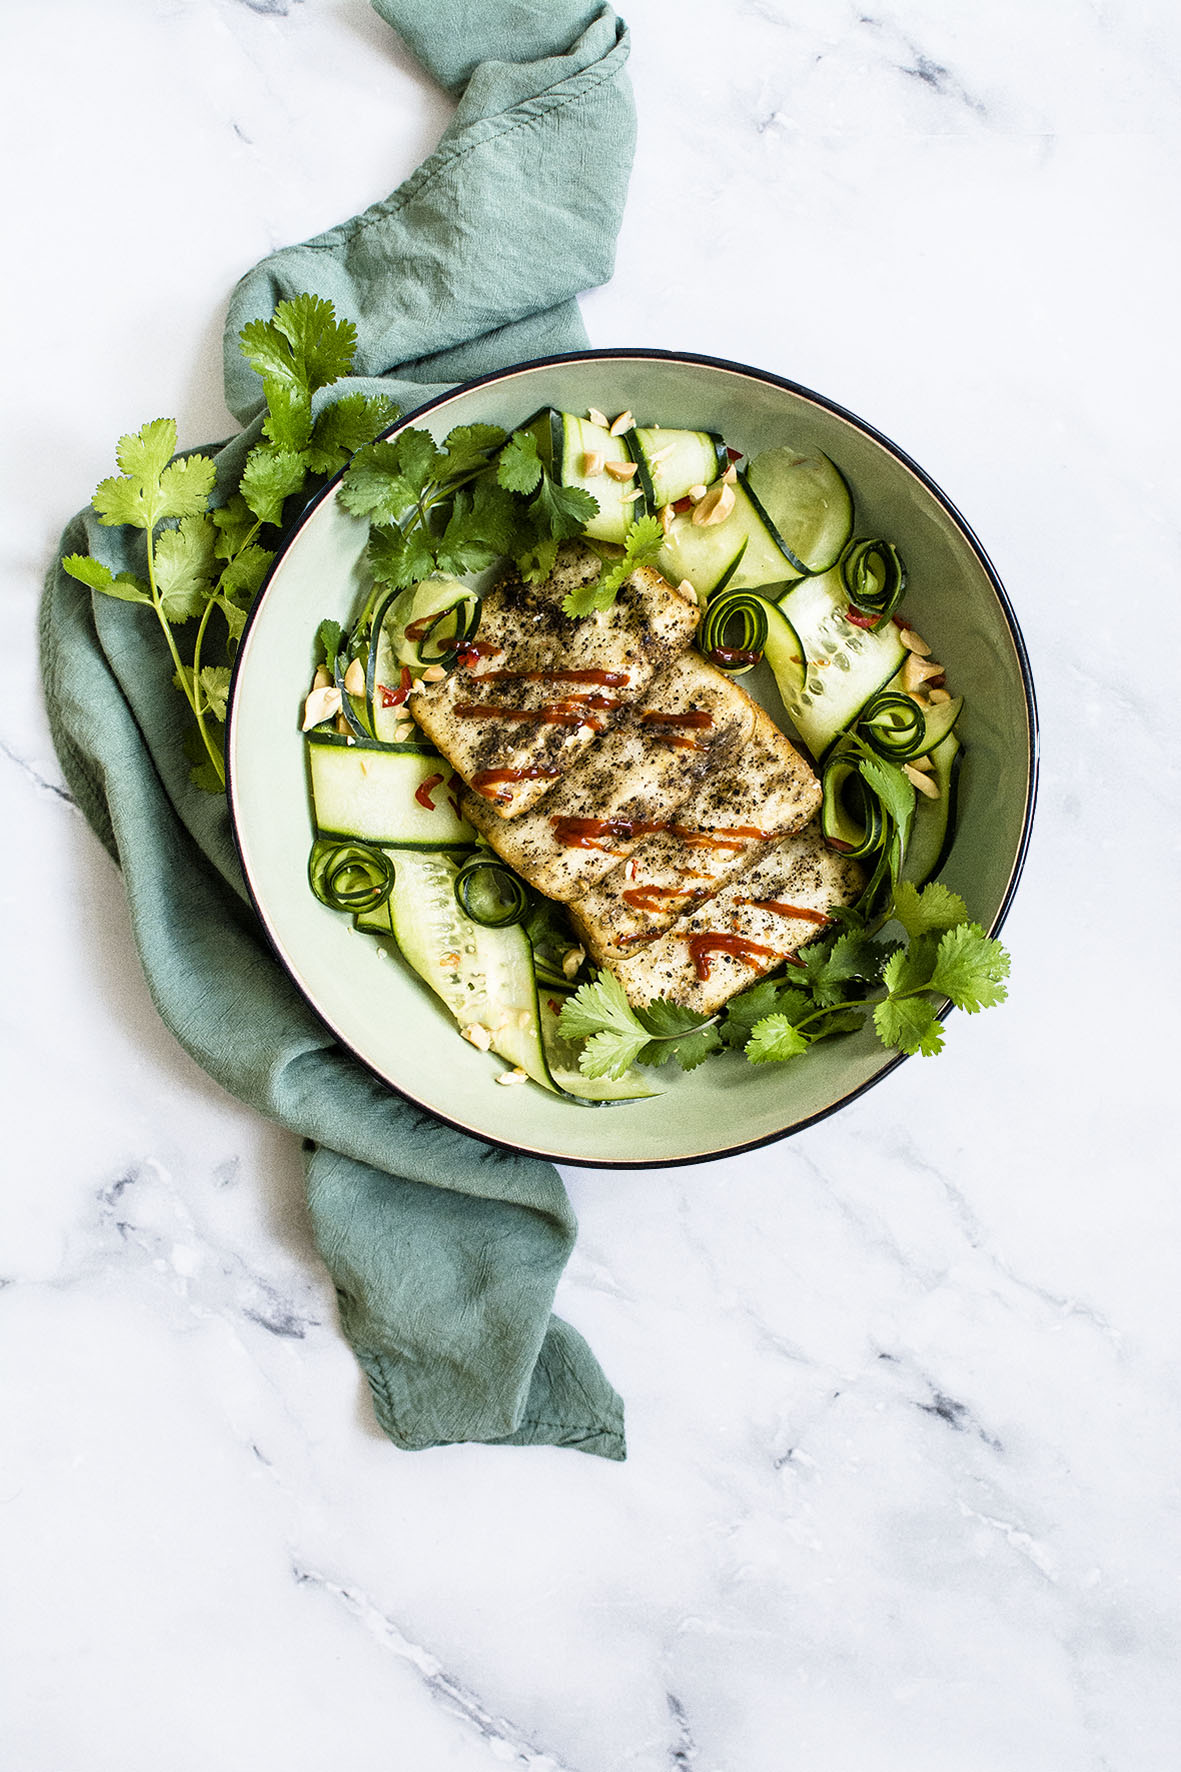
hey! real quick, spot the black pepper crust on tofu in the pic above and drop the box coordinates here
[408,542,699,817]
[458,653,758,903]
[609,822,865,1015]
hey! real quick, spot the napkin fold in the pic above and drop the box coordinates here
[40,0,636,1459]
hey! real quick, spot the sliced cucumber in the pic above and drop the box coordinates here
[529,408,643,543]
[366,577,480,730]
[385,854,654,1100]
[744,445,853,575]
[820,743,886,859]
[778,568,906,759]
[307,732,474,848]
[657,480,795,597]
[880,665,964,756]
[699,589,807,702]
[387,850,552,1087]
[626,427,725,509]
[901,732,962,887]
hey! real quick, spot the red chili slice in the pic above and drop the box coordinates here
[725,446,743,462]
[844,607,878,631]
[672,495,694,514]
[414,772,444,811]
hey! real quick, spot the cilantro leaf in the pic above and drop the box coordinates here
[239,445,308,526]
[634,998,722,1071]
[152,515,217,622]
[211,491,257,561]
[305,393,398,475]
[61,554,152,605]
[579,1027,650,1080]
[440,423,508,478]
[315,619,344,666]
[874,993,945,1057]
[339,439,422,523]
[219,542,274,603]
[496,429,544,495]
[238,294,357,399]
[367,522,436,590]
[890,878,970,939]
[929,923,1010,1012]
[435,477,518,576]
[562,513,664,617]
[261,383,313,455]
[533,474,597,544]
[746,1014,811,1064]
[198,665,232,722]
[881,933,941,999]
[721,978,789,1048]
[557,971,642,1044]
[183,722,225,794]
[857,750,916,852]
[115,417,177,486]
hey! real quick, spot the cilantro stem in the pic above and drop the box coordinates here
[190,596,225,789]
[143,518,226,790]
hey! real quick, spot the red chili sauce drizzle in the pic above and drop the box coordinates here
[710,646,763,668]
[414,772,444,811]
[685,933,785,981]
[640,709,714,729]
[621,883,709,915]
[551,816,776,852]
[743,899,830,926]
[471,765,561,803]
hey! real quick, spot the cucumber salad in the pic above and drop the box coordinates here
[301,407,1009,1101]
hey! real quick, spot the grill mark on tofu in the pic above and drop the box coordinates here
[408,543,698,817]
[570,701,822,961]
[609,822,865,1015]
[459,654,755,902]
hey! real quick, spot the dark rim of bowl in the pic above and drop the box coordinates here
[227,348,1039,1171]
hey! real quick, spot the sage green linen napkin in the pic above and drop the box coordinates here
[40,0,636,1459]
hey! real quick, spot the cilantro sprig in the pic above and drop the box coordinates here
[722,879,1010,1064]
[339,421,599,604]
[556,971,721,1079]
[561,513,666,617]
[63,295,395,790]
[556,880,1009,1082]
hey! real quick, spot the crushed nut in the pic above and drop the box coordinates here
[343,657,366,696]
[903,763,941,798]
[658,502,675,535]
[604,458,638,480]
[587,407,609,429]
[927,686,952,705]
[687,483,709,503]
[421,664,447,682]
[496,1067,529,1087]
[620,486,645,502]
[334,713,352,735]
[608,410,634,436]
[908,753,935,772]
[647,443,676,465]
[561,945,586,979]
[691,482,737,527]
[899,627,931,656]
[722,461,738,485]
[581,450,605,476]
[461,1023,493,1051]
[313,666,332,691]
[901,652,945,693]
[302,685,342,730]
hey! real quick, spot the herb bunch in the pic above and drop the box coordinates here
[557,878,1009,1081]
[63,295,395,790]
[338,422,663,620]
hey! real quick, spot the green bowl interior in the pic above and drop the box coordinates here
[228,355,1035,1166]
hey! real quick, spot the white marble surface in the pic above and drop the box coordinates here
[3,1,1180,1766]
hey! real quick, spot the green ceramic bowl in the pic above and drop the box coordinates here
[227,351,1037,1167]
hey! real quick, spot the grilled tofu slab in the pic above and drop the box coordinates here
[408,543,699,818]
[570,699,821,962]
[460,653,756,902]
[609,821,864,1015]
